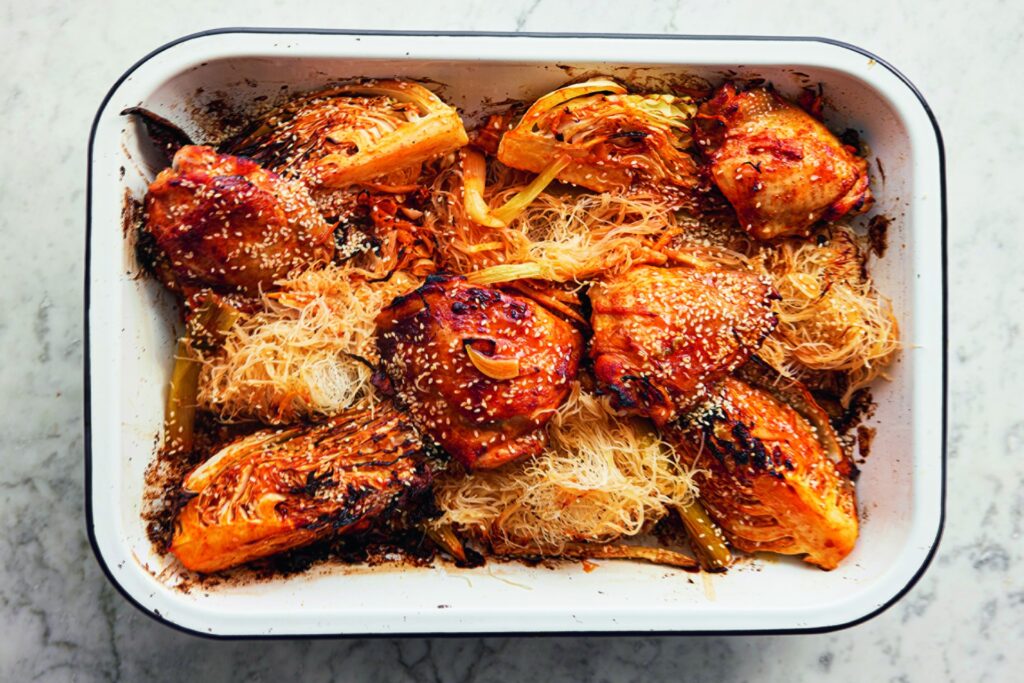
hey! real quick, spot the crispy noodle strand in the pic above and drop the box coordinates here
[755,225,900,402]
[198,265,419,424]
[429,161,697,282]
[432,384,703,553]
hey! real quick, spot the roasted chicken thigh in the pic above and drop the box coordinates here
[375,274,582,470]
[696,83,872,240]
[667,376,859,570]
[144,145,334,294]
[589,264,777,425]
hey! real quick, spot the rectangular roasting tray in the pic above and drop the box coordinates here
[86,29,946,637]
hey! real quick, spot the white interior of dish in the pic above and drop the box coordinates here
[88,32,944,635]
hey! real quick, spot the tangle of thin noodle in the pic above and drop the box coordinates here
[428,161,703,282]
[198,265,420,424]
[754,226,900,403]
[432,384,703,553]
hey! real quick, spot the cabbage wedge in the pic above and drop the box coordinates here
[497,78,701,205]
[170,405,430,573]
[225,80,468,188]
[667,376,859,570]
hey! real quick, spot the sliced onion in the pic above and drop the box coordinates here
[466,263,544,285]
[495,542,699,570]
[183,428,300,493]
[675,500,732,571]
[461,149,506,228]
[333,80,444,115]
[490,156,571,224]
[521,79,627,126]
[425,524,468,563]
[464,344,520,380]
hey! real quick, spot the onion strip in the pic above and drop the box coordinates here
[490,156,570,224]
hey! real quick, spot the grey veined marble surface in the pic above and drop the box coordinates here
[2,0,1021,680]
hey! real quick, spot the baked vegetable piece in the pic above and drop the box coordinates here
[170,405,430,573]
[669,376,859,570]
[695,83,873,240]
[164,293,241,455]
[225,80,468,189]
[143,145,334,294]
[588,264,778,425]
[497,78,701,206]
[375,274,582,470]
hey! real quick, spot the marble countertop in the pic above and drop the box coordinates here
[1,0,1020,680]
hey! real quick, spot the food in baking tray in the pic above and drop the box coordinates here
[128,76,898,577]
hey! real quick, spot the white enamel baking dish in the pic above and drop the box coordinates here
[85,30,946,637]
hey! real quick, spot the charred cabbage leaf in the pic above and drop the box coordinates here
[497,78,701,205]
[668,376,859,570]
[170,405,430,573]
[224,80,468,188]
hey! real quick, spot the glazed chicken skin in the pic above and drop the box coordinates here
[171,405,429,573]
[589,264,778,426]
[375,274,582,470]
[696,83,873,240]
[668,376,859,570]
[144,145,334,294]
